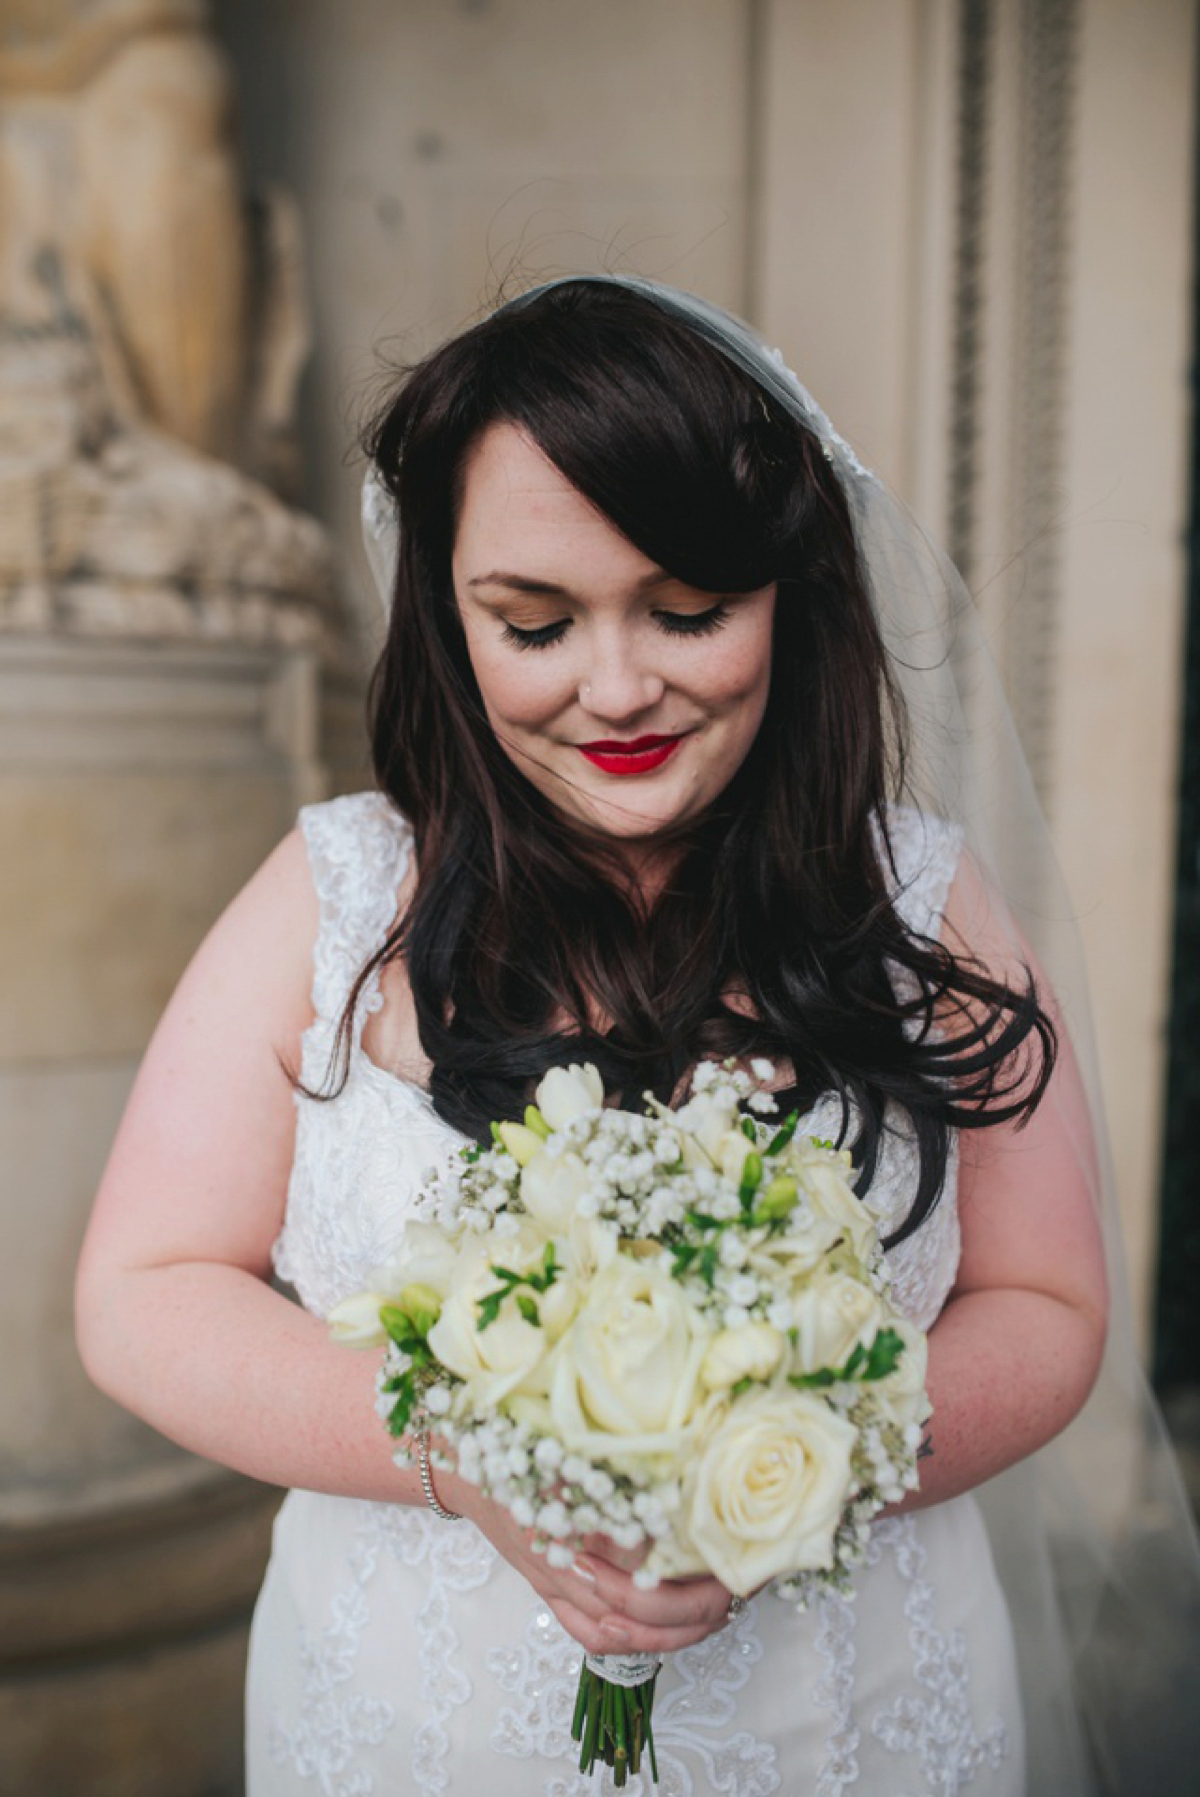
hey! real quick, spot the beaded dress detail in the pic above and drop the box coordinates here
[246,792,1023,1796]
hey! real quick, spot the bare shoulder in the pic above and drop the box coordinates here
[77,826,323,1287]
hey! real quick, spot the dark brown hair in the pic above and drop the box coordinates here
[325,281,1053,1245]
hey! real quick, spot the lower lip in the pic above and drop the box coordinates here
[577,737,686,776]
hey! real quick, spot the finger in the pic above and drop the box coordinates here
[576,1558,732,1631]
[594,1611,733,1655]
[549,1595,628,1658]
[578,1531,649,1574]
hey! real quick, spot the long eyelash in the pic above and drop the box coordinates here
[500,601,732,652]
[501,620,571,651]
[655,602,731,637]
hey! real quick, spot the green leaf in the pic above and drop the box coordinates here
[862,1326,905,1381]
[684,1208,725,1233]
[476,1289,507,1331]
[788,1326,907,1390]
[740,1115,758,1141]
[490,1120,505,1149]
[516,1293,540,1326]
[730,1376,755,1398]
[386,1378,416,1437]
[765,1109,800,1155]
[697,1244,718,1289]
[669,1243,698,1279]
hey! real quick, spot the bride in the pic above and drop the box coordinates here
[74,276,1196,1794]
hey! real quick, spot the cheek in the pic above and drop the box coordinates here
[696,613,774,717]
[463,631,570,732]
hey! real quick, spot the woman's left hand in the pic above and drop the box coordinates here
[572,1534,743,1655]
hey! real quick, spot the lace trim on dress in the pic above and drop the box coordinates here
[271,1499,497,1795]
[267,1506,398,1796]
[868,1519,1008,1794]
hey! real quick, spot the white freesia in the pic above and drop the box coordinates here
[673,1087,739,1162]
[700,1321,785,1391]
[369,1220,460,1301]
[717,1128,758,1186]
[791,1270,886,1375]
[535,1062,605,1131]
[427,1220,557,1408]
[561,1211,620,1282]
[327,1291,390,1348]
[550,1253,711,1463]
[873,1316,933,1430]
[520,1146,591,1233]
[683,1389,858,1591]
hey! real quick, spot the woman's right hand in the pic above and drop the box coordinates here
[450,1475,736,1657]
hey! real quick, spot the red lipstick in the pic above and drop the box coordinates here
[577,733,687,776]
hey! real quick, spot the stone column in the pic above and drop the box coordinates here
[0,4,364,1789]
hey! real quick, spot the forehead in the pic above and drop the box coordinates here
[453,422,655,583]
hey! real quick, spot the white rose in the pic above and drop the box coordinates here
[369,1220,460,1301]
[793,1148,877,1264]
[427,1220,556,1409]
[683,1389,858,1591]
[520,1147,592,1233]
[700,1322,785,1391]
[746,1209,843,1288]
[536,1062,605,1131]
[549,1253,711,1464]
[327,1291,389,1348]
[872,1316,932,1430]
[791,1271,886,1376]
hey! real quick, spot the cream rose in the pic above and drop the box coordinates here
[683,1389,858,1591]
[700,1322,786,1391]
[535,1062,604,1131]
[790,1271,886,1375]
[872,1316,932,1430]
[549,1253,711,1463]
[794,1149,876,1264]
[427,1221,559,1409]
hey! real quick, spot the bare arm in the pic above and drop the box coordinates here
[887,852,1109,1514]
[73,825,729,1656]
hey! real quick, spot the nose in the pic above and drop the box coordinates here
[578,632,665,723]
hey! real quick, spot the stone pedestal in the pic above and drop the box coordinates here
[0,637,367,1794]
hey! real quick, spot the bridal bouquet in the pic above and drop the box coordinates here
[329,1059,930,1786]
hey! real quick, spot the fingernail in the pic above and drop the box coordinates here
[600,1619,630,1647]
[572,1557,598,1585]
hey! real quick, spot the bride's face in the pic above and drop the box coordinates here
[451,423,775,855]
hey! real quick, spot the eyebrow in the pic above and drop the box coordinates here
[466,569,677,597]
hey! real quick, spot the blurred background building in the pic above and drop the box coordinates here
[0,0,1195,1789]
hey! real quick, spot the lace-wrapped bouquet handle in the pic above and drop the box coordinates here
[329,1058,931,1785]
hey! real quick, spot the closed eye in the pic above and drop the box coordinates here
[501,602,732,652]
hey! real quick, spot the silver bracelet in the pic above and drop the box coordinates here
[416,1432,463,1522]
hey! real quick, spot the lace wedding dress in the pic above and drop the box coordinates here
[245,790,1024,1796]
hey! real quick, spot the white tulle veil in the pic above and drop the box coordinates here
[360,274,1200,1794]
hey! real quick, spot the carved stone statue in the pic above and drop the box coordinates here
[0,0,334,643]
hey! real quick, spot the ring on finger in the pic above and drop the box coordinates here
[726,1594,747,1622]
